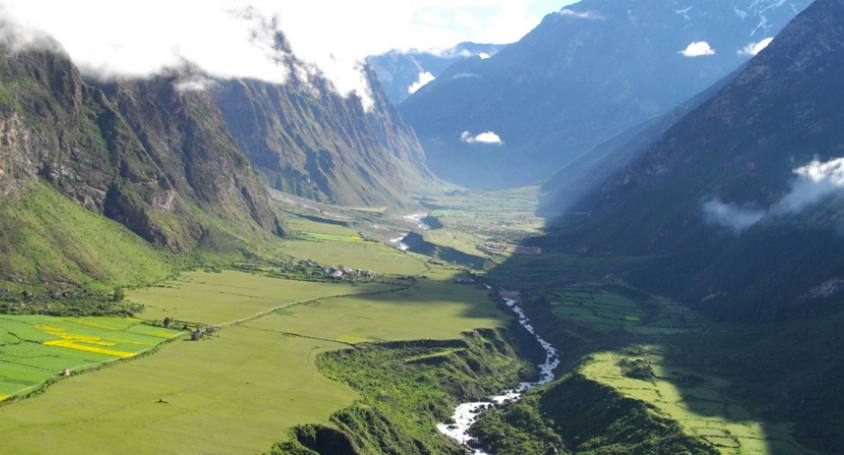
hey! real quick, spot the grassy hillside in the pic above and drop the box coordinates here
[273,328,537,455]
[0,182,173,295]
[0,50,283,254]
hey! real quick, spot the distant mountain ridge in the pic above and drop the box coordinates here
[535,2,844,450]
[543,0,844,322]
[400,0,811,188]
[368,42,505,105]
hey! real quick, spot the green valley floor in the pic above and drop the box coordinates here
[0,188,824,454]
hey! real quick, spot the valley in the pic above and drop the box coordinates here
[1,1,843,453]
[0,187,819,454]
[0,193,538,454]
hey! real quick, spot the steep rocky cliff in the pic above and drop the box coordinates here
[213,58,434,208]
[0,49,283,253]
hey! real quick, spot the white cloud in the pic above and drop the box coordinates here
[702,199,765,233]
[408,71,436,94]
[1,1,291,84]
[679,41,716,57]
[418,10,449,28]
[774,157,844,214]
[703,157,844,233]
[455,9,482,31]
[173,74,216,93]
[0,0,575,112]
[461,130,502,145]
[738,37,774,56]
[478,52,491,60]
[557,8,605,20]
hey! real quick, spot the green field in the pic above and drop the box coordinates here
[548,288,645,330]
[248,268,506,345]
[0,263,510,453]
[421,187,544,241]
[405,187,546,264]
[127,270,391,326]
[0,315,180,401]
[295,232,367,243]
[278,212,429,276]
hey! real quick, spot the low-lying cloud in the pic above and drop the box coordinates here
[775,157,844,214]
[460,130,502,145]
[408,71,435,94]
[702,199,765,233]
[0,1,573,112]
[704,157,844,233]
[174,75,216,93]
[679,41,716,57]
[1,2,292,84]
[738,37,774,56]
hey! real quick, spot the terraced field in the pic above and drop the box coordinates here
[548,288,645,330]
[581,349,809,455]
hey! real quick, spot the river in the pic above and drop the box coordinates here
[436,291,560,454]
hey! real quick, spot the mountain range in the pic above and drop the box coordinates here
[529,2,844,449]
[399,0,812,188]
[542,0,844,322]
[368,42,505,105]
[0,36,433,292]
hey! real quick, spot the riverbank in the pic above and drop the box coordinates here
[437,292,560,454]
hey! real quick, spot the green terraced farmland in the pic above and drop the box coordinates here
[580,349,811,455]
[277,211,429,276]
[0,315,180,401]
[548,287,645,330]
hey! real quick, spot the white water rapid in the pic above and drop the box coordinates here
[436,291,560,454]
